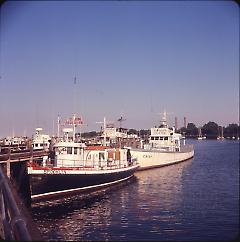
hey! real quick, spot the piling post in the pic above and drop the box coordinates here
[11,160,32,208]
[7,148,11,178]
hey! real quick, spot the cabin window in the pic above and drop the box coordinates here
[151,137,154,140]
[164,137,168,140]
[155,137,159,140]
[99,152,105,161]
[67,147,72,154]
[160,137,164,140]
[40,144,43,147]
[74,147,78,155]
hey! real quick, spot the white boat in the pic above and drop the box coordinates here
[197,127,203,140]
[28,117,139,201]
[32,128,51,151]
[130,111,194,170]
[217,126,225,140]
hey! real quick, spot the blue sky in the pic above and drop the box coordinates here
[0,1,239,137]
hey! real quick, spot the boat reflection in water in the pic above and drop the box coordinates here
[31,157,193,241]
[31,176,138,241]
[134,158,193,221]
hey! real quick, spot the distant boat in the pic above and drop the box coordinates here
[28,115,139,202]
[217,126,225,140]
[197,127,203,140]
[32,128,51,150]
[130,111,194,170]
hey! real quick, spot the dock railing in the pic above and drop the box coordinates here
[0,165,42,241]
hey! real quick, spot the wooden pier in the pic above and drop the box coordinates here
[0,147,47,240]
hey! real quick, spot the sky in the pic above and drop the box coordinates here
[0,1,239,137]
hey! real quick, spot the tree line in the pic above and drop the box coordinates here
[178,122,239,139]
[80,122,240,139]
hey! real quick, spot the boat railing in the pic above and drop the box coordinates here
[36,157,137,171]
[0,165,42,240]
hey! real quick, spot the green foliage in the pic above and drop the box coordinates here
[224,123,239,138]
[186,123,198,137]
[179,127,187,134]
[81,131,98,138]
[77,122,239,139]
[128,129,138,135]
[202,122,219,138]
[139,129,150,138]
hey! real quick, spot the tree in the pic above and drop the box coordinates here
[128,129,138,135]
[179,127,187,136]
[139,129,150,138]
[81,131,98,138]
[224,123,239,138]
[186,123,198,137]
[202,122,219,139]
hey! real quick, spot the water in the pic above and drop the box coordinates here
[31,140,239,241]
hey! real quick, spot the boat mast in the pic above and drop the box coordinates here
[73,113,76,141]
[221,126,224,138]
[198,127,202,137]
[73,76,77,141]
[160,110,168,128]
[103,117,106,146]
[57,115,60,138]
[96,117,107,146]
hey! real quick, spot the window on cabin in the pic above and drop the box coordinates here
[74,147,77,154]
[67,147,72,154]
[40,144,43,147]
[164,137,168,140]
[155,137,159,140]
[151,137,154,140]
[99,152,105,161]
[160,137,164,140]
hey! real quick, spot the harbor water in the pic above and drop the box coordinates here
[31,140,239,241]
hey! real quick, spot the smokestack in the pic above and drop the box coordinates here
[174,116,178,130]
[184,117,187,128]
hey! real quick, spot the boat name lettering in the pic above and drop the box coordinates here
[143,154,152,158]
[44,170,67,174]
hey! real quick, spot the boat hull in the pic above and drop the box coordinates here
[130,145,194,170]
[28,165,139,201]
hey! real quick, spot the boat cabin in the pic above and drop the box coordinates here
[32,128,51,150]
[148,127,182,151]
[145,111,183,152]
[54,141,129,169]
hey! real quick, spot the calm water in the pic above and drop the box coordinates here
[31,140,239,241]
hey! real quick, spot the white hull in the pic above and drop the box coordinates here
[131,145,194,170]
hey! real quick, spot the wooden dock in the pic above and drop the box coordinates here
[0,147,46,240]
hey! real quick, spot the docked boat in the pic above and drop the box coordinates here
[32,128,51,151]
[197,127,206,140]
[28,124,139,202]
[130,111,194,170]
